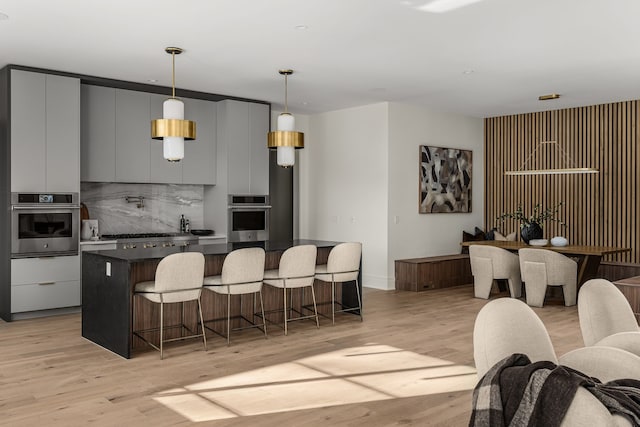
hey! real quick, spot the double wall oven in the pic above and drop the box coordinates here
[228,195,270,242]
[11,192,80,258]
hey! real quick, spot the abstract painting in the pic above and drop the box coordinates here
[419,145,472,213]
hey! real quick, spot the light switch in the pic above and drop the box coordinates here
[106,262,111,277]
[394,215,400,224]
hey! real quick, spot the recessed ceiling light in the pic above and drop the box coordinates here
[295,25,308,30]
[539,93,561,101]
[0,12,9,20]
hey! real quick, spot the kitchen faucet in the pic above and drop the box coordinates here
[125,196,145,209]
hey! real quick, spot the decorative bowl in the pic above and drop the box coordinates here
[190,229,214,236]
[550,236,568,247]
[528,239,548,246]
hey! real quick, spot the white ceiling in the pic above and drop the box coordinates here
[1,0,640,118]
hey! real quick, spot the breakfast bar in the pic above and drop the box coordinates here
[82,240,360,358]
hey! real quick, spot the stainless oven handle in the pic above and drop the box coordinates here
[11,205,81,211]
[228,205,272,210]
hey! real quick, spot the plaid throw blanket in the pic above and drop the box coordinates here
[469,353,640,427]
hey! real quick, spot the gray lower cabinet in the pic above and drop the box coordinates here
[80,242,117,252]
[219,100,269,195]
[11,256,81,313]
[11,70,80,192]
[197,236,227,245]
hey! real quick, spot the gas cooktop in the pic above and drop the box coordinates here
[100,232,198,250]
[101,233,175,239]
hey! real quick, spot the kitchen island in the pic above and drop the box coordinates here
[81,240,361,358]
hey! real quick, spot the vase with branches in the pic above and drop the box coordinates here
[496,202,566,243]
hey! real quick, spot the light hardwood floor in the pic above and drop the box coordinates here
[0,285,583,426]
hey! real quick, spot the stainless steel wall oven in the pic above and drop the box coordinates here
[11,193,80,258]
[227,195,270,242]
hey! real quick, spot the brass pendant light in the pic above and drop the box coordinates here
[267,69,304,168]
[151,47,196,162]
[505,109,598,176]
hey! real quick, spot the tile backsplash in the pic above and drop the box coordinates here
[81,182,204,235]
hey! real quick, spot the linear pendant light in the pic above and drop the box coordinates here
[151,47,196,162]
[267,69,304,168]
[505,112,599,176]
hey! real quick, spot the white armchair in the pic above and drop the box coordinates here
[474,298,640,426]
[469,245,522,299]
[519,248,577,307]
[578,278,640,356]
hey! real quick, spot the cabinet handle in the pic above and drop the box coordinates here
[38,281,56,286]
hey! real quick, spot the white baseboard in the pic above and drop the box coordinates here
[362,274,395,290]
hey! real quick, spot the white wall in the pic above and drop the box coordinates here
[298,103,390,289]
[387,102,484,281]
[297,101,483,290]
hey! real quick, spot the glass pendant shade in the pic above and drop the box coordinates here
[163,98,185,161]
[276,113,295,167]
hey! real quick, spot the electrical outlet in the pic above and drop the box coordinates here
[106,262,111,277]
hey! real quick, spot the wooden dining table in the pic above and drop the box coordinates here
[461,240,630,285]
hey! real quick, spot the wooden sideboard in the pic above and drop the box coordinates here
[395,254,472,292]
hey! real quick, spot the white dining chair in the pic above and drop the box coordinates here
[133,252,207,359]
[518,248,577,307]
[469,245,522,299]
[578,278,640,356]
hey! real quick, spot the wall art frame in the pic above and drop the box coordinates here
[419,145,472,213]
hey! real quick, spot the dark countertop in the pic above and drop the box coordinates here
[84,239,342,262]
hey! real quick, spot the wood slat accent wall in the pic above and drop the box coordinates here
[484,101,639,264]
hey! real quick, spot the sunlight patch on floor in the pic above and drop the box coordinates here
[153,344,477,422]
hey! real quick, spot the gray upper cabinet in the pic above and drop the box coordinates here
[149,93,182,183]
[248,103,269,195]
[82,86,217,185]
[182,98,216,185]
[11,70,80,192]
[219,100,269,195]
[221,100,250,194]
[81,85,116,182]
[115,89,150,183]
[46,75,80,192]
